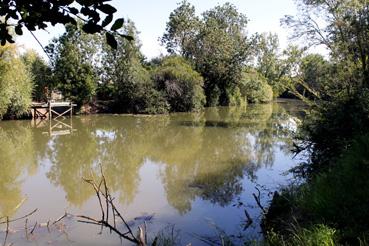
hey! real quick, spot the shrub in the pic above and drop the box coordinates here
[299,88,369,173]
[299,134,369,242]
[227,86,245,106]
[114,60,169,114]
[240,70,273,103]
[152,56,206,112]
[265,134,369,245]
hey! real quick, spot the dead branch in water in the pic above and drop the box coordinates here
[52,212,67,225]
[0,209,38,225]
[243,209,253,230]
[1,209,38,246]
[77,164,145,245]
[253,187,266,214]
[30,222,37,235]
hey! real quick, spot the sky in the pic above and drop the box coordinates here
[18,0,302,60]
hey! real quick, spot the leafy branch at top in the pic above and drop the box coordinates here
[0,0,132,49]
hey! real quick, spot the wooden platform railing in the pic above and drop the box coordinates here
[31,101,77,120]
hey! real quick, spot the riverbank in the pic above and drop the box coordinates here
[263,134,369,245]
[262,92,369,245]
[1,98,304,121]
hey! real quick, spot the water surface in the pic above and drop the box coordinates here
[0,101,304,245]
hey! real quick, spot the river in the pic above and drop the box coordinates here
[0,100,305,245]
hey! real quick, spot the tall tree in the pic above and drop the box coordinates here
[162,2,253,106]
[282,0,369,89]
[161,0,200,58]
[196,3,252,106]
[46,24,99,106]
[102,20,168,113]
[254,33,285,95]
[22,50,53,102]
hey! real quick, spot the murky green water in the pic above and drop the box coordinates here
[0,101,304,245]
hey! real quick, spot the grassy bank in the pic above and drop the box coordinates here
[264,135,369,244]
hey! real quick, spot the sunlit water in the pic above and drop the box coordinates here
[0,101,305,245]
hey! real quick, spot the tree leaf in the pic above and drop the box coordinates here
[68,7,79,15]
[106,32,117,49]
[82,22,102,34]
[98,4,117,14]
[119,34,134,41]
[15,25,23,35]
[102,14,113,27]
[111,18,124,31]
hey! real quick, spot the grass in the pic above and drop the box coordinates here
[267,224,337,246]
[264,134,369,245]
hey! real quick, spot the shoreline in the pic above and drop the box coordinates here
[0,98,304,122]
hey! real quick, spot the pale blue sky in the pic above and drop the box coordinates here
[18,0,300,59]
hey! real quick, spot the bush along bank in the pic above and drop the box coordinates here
[262,90,369,246]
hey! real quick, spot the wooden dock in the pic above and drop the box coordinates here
[31,101,77,120]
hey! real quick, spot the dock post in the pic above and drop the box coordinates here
[70,102,73,117]
[48,101,52,120]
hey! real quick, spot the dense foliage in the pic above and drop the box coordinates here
[152,56,205,112]
[100,21,169,114]
[46,24,98,106]
[0,1,325,119]
[22,50,53,102]
[162,1,253,106]
[266,132,369,245]
[264,0,369,245]
[254,33,286,96]
[0,45,33,119]
[240,69,273,103]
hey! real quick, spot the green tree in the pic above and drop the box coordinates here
[162,2,253,106]
[0,44,33,119]
[240,69,273,103]
[152,56,205,112]
[161,0,200,58]
[265,2,369,243]
[102,20,168,114]
[282,0,369,90]
[47,24,98,106]
[254,33,286,96]
[22,50,53,102]
[299,54,333,99]
[197,3,252,106]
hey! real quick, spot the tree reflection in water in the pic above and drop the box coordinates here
[0,102,302,218]
[0,121,38,217]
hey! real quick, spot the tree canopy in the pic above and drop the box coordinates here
[282,0,369,89]
[162,1,253,106]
